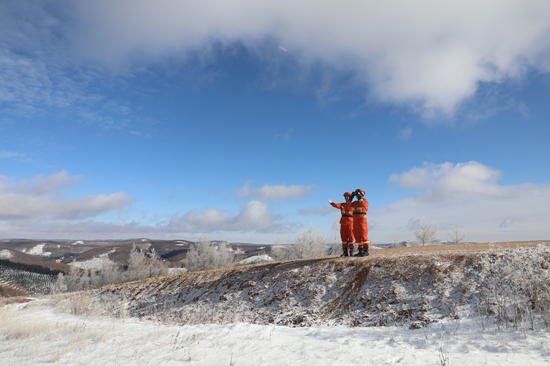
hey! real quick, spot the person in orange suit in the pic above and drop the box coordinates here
[350,188,369,257]
[328,192,355,257]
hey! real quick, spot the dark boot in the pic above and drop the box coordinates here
[362,248,369,257]
[354,248,363,257]
[340,248,349,257]
[348,247,354,256]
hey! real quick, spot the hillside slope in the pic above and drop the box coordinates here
[92,241,550,329]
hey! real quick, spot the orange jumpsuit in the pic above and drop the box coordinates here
[352,198,369,249]
[330,201,355,249]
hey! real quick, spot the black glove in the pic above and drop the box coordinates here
[349,191,356,201]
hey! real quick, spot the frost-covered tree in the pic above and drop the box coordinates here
[127,245,167,282]
[271,227,329,261]
[447,225,467,244]
[186,236,236,272]
[55,272,67,293]
[292,227,329,259]
[61,245,167,292]
[127,245,149,282]
[65,264,88,292]
[413,220,438,246]
[99,259,123,285]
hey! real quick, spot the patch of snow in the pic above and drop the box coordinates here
[0,249,13,260]
[70,249,117,270]
[239,254,274,265]
[167,268,188,275]
[23,243,51,257]
[73,240,85,245]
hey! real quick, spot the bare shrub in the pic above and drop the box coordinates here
[186,236,236,272]
[475,244,550,330]
[413,221,438,246]
[61,246,167,292]
[127,245,166,281]
[271,227,329,261]
[64,265,90,292]
[52,292,102,317]
[447,225,467,244]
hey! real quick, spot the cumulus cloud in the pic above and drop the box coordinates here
[0,199,290,239]
[237,182,316,201]
[373,161,550,242]
[168,200,281,233]
[1,1,548,116]
[389,161,504,202]
[61,0,550,114]
[0,171,133,220]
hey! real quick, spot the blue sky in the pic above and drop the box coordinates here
[1,1,550,244]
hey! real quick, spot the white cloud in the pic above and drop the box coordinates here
[0,171,133,220]
[237,182,315,201]
[0,200,289,240]
[389,161,504,202]
[63,0,550,114]
[2,1,549,116]
[374,162,550,242]
[168,200,282,233]
[0,175,292,239]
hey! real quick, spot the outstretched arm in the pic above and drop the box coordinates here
[328,199,342,209]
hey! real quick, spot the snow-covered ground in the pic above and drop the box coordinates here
[22,243,52,257]
[1,298,550,365]
[238,254,274,265]
[0,249,13,260]
[3,243,550,365]
[69,249,117,270]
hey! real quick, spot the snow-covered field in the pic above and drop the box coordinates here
[0,249,14,260]
[2,242,550,365]
[69,249,118,270]
[22,243,52,257]
[1,298,550,365]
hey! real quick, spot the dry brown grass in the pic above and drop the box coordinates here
[0,285,29,298]
[0,296,33,307]
[368,240,550,257]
